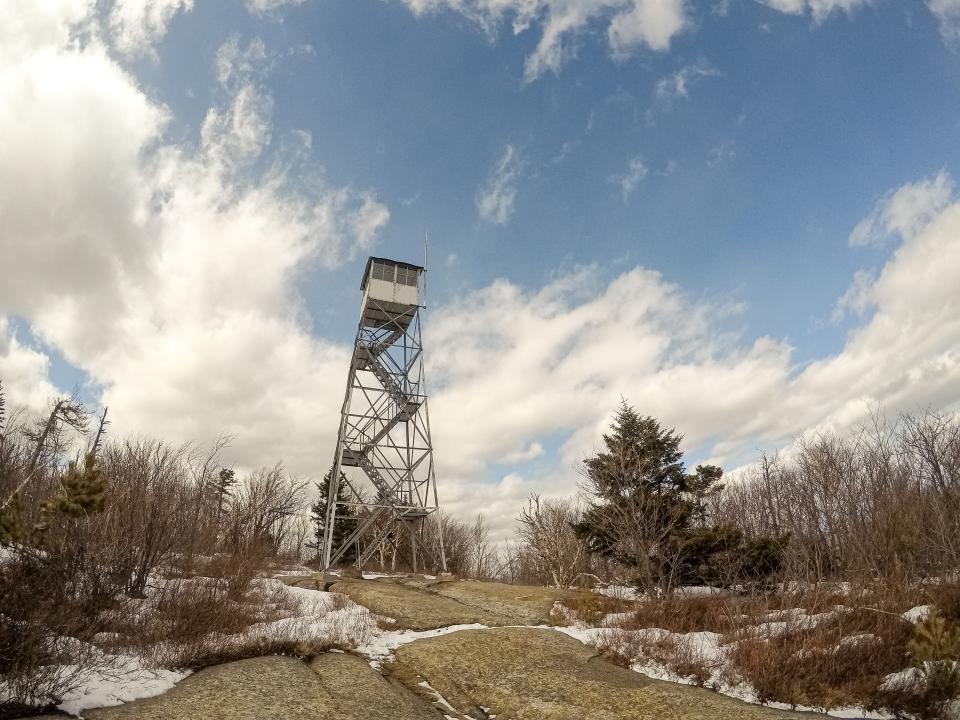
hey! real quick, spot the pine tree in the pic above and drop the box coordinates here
[41,452,106,519]
[575,401,785,594]
[209,468,237,516]
[308,471,358,564]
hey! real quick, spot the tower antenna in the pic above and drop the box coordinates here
[422,228,429,309]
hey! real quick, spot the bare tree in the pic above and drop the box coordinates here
[421,510,471,575]
[228,465,308,556]
[99,439,190,596]
[714,411,960,583]
[469,513,493,579]
[516,494,585,588]
[2,395,88,511]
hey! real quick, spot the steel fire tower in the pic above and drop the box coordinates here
[321,257,444,572]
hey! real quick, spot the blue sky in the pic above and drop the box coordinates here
[127,0,957,359]
[3,0,960,536]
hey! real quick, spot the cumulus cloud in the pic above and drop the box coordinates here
[848,171,953,247]
[396,0,689,81]
[428,174,960,538]
[608,0,687,58]
[6,0,960,545]
[0,3,389,473]
[0,319,59,415]
[830,268,876,323]
[476,144,522,224]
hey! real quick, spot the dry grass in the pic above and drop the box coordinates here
[726,610,911,708]
[599,580,960,715]
[95,576,312,668]
[598,626,715,686]
[557,591,609,625]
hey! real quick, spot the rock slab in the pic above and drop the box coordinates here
[394,626,820,720]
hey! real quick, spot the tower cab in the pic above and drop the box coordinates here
[360,257,423,329]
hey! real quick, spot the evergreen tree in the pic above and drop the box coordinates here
[308,471,358,564]
[39,452,106,522]
[575,401,786,594]
[209,468,237,516]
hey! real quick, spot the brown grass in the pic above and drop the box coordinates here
[558,591,609,625]
[616,594,750,635]
[599,581,960,714]
[597,627,715,686]
[95,576,308,668]
[726,614,910,708]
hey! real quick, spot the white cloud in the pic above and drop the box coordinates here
[848,171,953,247]
[216,36,269,88]
[503,441,545,463]
[760,0,871,22]
[0,319,59,415]
[707,139,735,166]
[654,60,720,104]
[245,0,308,18]
[476,144,522,224]
[612,156,648,199]
[6,0,960,546]
[830,268,875,323]
[395,0,689,81]
[109,0,193,57]
[608,0,687,58]
[428,174,960,538]
[929,0,960,43]
[0,3,389,474]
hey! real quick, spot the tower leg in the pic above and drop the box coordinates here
[322,369,355,571]
[406,519,420,574]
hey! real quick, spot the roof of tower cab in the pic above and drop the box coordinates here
[361,256,425,290]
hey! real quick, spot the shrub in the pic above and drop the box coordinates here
[568,591,606,625]
[0,550,104,716]
[877,612,960,720]
[909,612,960,664]
[620,595,737,635]
[598,627,712,686]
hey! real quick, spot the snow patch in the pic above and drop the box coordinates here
[901,605,933,623]
[354,623,489,667]
[56,654,188,716]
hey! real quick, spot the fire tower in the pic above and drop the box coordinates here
[321,256,444,572]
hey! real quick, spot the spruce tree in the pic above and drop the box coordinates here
[308,471,358,564]
[209,468,237,516]
[575,401,785,594]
